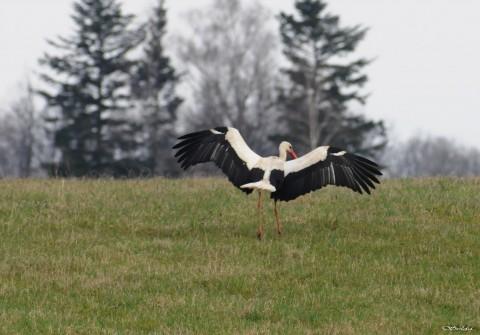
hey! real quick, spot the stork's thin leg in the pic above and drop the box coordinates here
[256,191,264,240]
[257,190,262,210]
[274,200,282,235]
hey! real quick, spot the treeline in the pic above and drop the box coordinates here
[4,0,473,179]
[383,136,480,178]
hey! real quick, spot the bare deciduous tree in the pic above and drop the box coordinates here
[383,135,480,178]
[178,0,278,153]
[0,83,45,177]
[0,116,18,177]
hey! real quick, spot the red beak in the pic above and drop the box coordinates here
[289,149,298,159]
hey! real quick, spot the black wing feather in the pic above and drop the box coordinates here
[273,147,382,202]
[173,127,257,194]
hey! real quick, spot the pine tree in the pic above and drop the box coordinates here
[277,0,386,156]
[39,0,144,177]
[131,0,182,176]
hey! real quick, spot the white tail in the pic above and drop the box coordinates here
[240,181,276,192]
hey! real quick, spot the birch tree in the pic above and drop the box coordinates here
[178,0,278,153]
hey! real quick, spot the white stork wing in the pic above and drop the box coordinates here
[173,127,263,193]
[274,146,382,201]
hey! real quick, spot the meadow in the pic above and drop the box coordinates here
[0,178,478,334]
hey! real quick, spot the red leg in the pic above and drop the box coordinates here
[256,191,264,240]
[274,200,282,235]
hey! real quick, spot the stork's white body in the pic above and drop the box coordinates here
[241,156,285,192]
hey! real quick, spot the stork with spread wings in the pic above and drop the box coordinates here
[173,126,382,239]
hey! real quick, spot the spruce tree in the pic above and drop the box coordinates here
[131,0,182,176]
[277,0,386,156]
[39,0,144,176]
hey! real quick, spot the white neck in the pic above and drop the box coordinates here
[279,147,287,161]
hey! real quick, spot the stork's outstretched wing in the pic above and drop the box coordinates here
[173,127,263,193]
[273,146,382,202]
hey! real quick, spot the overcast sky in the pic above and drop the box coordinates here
[0,0,479,148]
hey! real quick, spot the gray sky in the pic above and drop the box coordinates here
[0,0,479,147]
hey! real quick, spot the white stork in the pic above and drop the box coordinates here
[173,126,382,239]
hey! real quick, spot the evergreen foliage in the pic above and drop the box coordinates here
[131,0,183,176]
[39,0,145,176]
[277,0,386,157]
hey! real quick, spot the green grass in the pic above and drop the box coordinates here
[0,178,479,334]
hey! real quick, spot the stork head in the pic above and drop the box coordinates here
[279,141,298,161]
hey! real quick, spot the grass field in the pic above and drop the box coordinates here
[0,178,479,334]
